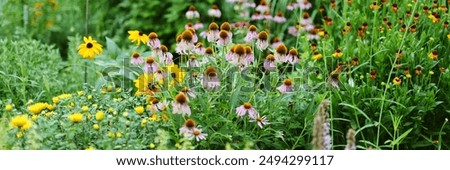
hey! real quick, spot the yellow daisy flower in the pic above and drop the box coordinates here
[10,115,32,131]
[312,52,323,60]
[78,36,103,59]
[128,30,149,46]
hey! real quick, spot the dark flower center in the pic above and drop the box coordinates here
[86,43,93,48]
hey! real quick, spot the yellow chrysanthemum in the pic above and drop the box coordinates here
[128,30,149,46]
[135,106,145,115]
[78,36,103,59]
[166,64,186,87]
[134,73,158,95]
[10,115,32,131]
[28,102,49,115]
[68,113,83,123]
[95,111,104,121]
[5,104,13,111]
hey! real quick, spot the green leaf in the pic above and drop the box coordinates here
[391,128,413,146]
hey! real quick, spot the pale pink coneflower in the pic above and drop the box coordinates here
[217,30,232,46]
[307,31,320,40]
[298,0,312,10]
[202,66,220,91]
[155,69,166,82]
[251,12,264,21]
[274,43,288,63]
[225,46,236,62]
[194,42,206,55]
[304,24,314,31]
[176,30,195,55]
[244,2,256,8]
[244,25,258,43]
[208,5,222,18]
[220,22,233,39]
[250,115,270,129]
[263,54,276,71]
[256,31,269,51]
[271,39,283,51]
[186,5,200,19]
[187,56,200,68]
[194,22,204,30]
[207,22,220,43]
[240,11,250,18]
[236,102,257,119]
[256,1,270,13]
[130,52,143,65]
[157,45,174,65]
[277,78,294,93]
[179,119,196,136]
[263,11,273,20]
[287,48,299,64]
[185,22,194,30]
[287,2,298,11]
[172,93,191,116]
[273,12,287,23]
[199,31,208,39]
[180,87,196,99]
[189,128,208,142]
[147,32,161,50]
[288,26,299,36]
[144,57,158,74]
[149,98,169,113]
[244,46,254,64]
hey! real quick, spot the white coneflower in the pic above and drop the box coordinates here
[244,1,256,8]
[179,119,196,135]
[157,45,173,65]
[244,25,258,43]
[189,128,208,141]
[273,11,287,23]
[288,26,298,36]
[250,115,270,129]
[207,22,220,43]
[186,5,200,19]
[225,45,236,62]
[312,99,331,150]
[256,31,269,51]
[301,12,312,26]
[208,5,222,18]
[345,128,356,150]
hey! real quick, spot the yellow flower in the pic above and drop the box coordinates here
[47,104,55,111]
[428,50,438,60]
[141,119,148,127]
[70,102,75,107]
[128,30,149,46]
[85,146,95,150]
[28,102,49,114]
[393,77,402,85]
[447,34,450,39]
[161,114,169,122]
[108,132,115,138]
[135,106,145,115]
[134,73,157,95]
[116,132,122,138]
[87,95,93,100]
[16,132,23,138]
[78,36,103,59]
[10,115,32,131]
[52,97,59,104]
[406,73,412,79]
[45,111,55,118]
[81,106,89,112]
[149,114,160,121]
[175,143,181,148]
[166,64,186,87]
[312,52,323,60]
[108,107,114,113]
[429,70,434,75]
[56,93,72,100]
[332,51,343,58]
[96,111,104,121]
[93,124,100,130]
[149,143,156,149]
[68,113,83,123]
[32,115,38,121]
[77,91,84,96]
[5,104,13,111]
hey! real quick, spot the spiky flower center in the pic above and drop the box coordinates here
[185,119,196,128]
[276,44,287,54]
[205,66,217,77]
[86,43,93,48]
[284,79,292,86]
[243,102,252,109]
[149,32,158,39]
[146,57,155,63]
[258,31,268,40]
[234,45,246,56]
[132,52,140,58]
[175,93,187,104]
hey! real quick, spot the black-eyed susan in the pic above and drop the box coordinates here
[312,51,323,60]
[404,68,412,78]
[78,36,103,59]
[166,64,186,87]
[332,48,343,59]
[10,115,32,131]
[392,77,402,85]
[369,2,380,10]
[429,50,438,60]
[68,113,83,123]
[128,30,149,46]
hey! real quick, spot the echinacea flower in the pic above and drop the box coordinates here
[128,31,149,46]
[10,115,32,131]
[277,78,294,93]
[208,5,221,18]
[273,11,287,23]
[256,31,269,51]
[144,57,158,74]
[393,77,402,85]
[207,22,220,43]
[194,42,206,55]
[287,2,298,11]
[287,48,299,64]
[180,87,196,99]
[147,32,161,49]
[68,113,83,123]
[176,30,195,55]
[236,102,257,119]
[250,115,270,129]
[217,30,232,46]
[189,128,208,141]
[156,45,173,65]
[274,43,288,63]
[186,5,200,19]
[179,119,196,135]
[131,52,143,65]
[298,0,312,9]
[263,54,276,71]
[202,66,220,90]
[187,56,200,68]
[244,25,258,43]
[220,22,233,38]
[256,0,270,13]
[78,36,103,59]
[172,93,191,116]
[251,12,264,20]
